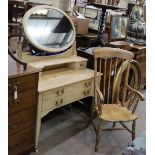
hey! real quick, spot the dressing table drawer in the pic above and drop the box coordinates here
[8,90,37,115]
[42,79,94,111]
[68,61,87,69]
[9,108,36,136]
[9,128,34,155]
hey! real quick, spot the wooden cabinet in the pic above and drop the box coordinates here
[132,47,146,87]
[106,41,146,88]
[8,55,39,155]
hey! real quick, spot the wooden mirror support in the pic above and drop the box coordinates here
[8,47,27,70]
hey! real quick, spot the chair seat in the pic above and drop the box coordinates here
[96,104,138,122]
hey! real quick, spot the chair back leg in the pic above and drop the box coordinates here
[132,120,136,140]
[112,122,116,128]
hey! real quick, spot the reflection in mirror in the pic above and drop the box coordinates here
[27,9,73,48]
[23,6,75,54]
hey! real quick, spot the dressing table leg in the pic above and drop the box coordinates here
[35,93,43,151]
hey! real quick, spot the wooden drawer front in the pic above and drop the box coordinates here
[134,53,142,63]
[9,108,35,136]
[133,49,146,64]
[8,73,38,96]
[8,90,37,115]
[68,61,87,70]
[140,61,146,85]
[141,52,146,63]
[9,128,34,155]
[42,79,94,111]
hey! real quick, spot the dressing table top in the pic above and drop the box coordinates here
[22,53,87,69]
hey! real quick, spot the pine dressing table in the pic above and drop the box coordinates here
[16,5,100,151]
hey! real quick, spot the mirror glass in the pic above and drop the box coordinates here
[23,5,75,53]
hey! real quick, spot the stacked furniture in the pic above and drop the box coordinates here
[8,54,39,155]
[107,41,146,88]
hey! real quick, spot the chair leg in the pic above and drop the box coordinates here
[95,119,102,152]
[112,122,116,128]
[132,120,136,140]
[86,97,96,128]
[85,107,97,128]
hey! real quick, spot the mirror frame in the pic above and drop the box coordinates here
[22,5,76,53]
[110,15,128,42]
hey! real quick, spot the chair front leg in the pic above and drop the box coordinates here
[95,118,103,152]
[132,120,136,140]
[112,122,116,128]
[85,106,97,128]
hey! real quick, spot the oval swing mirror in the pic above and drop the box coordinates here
[22,5,75,54]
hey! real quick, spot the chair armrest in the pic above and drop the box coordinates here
[96,85,104,103]
[127,84,145,101]
[95,85,104,115]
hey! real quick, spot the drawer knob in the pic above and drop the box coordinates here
[9,99,20,106]
[85,81,91,87]
[14,81,20,86]
[13,85,18,100]
[55,99,63,106]
[83,90,90,96]
[9,139,23,149]
[8,83,12,87]
[8,81,20,87]
[56,89,64,96]
[8,120,20,129]
[80,63,84,67]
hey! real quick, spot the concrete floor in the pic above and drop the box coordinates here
[30,90,146,155]
[8,22,146,155]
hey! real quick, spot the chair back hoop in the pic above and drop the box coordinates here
[112,60,130,105]
[127,60,141,112]
[93,47,141,112]
[93,47,134,60]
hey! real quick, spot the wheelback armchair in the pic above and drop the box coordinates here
[90,47,145,152]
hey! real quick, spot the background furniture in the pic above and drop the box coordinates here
[75,2,126,48]
[76,32,98,48]
[107,41,146,89]
[8,53,39,155]
[8,0,48,36]
[89,2,126,46]
[77,41,146,89]
[108,15,128,42]
[90,47,144,152]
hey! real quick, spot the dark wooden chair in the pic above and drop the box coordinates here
[89,47,145,152]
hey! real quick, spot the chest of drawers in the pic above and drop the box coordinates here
[8,55,39,155]
[106,41,146,88]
